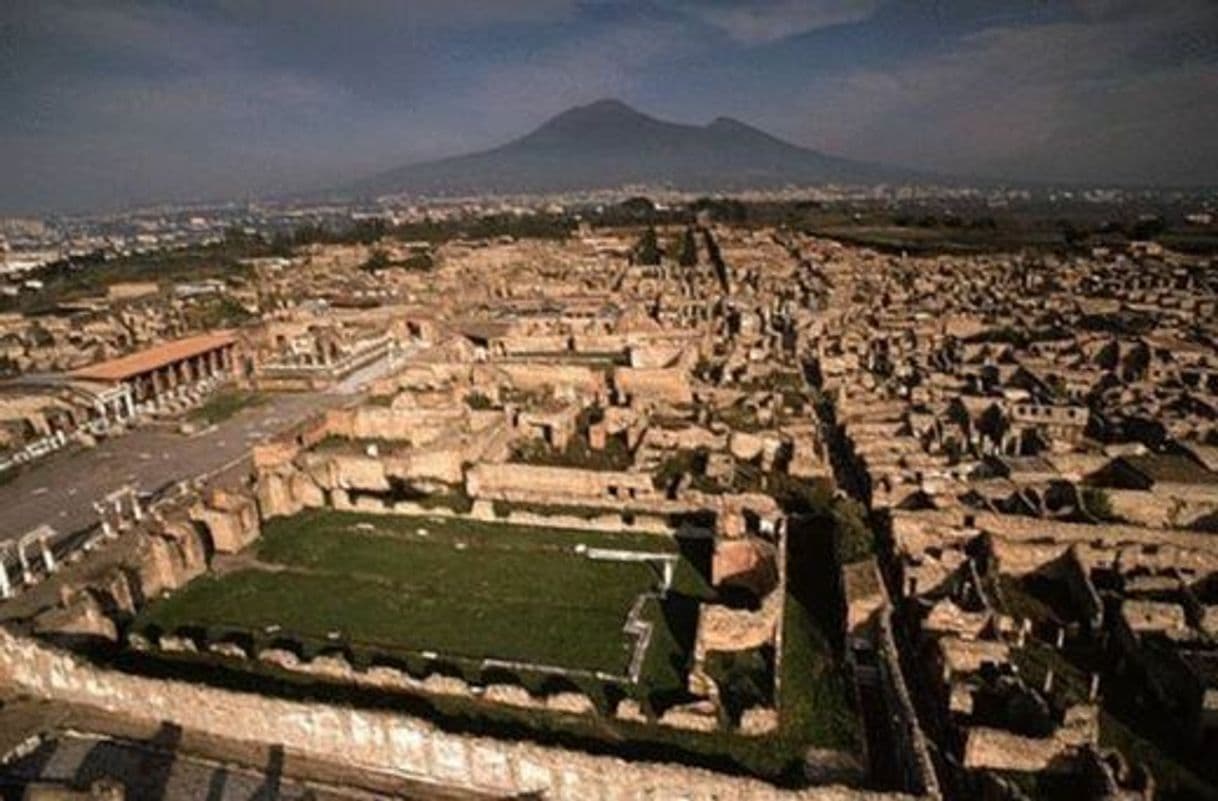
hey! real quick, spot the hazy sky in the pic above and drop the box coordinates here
[2,0,1216,214]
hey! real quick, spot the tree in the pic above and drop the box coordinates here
[350,217,389,244]
[832,498,875,564]
[360,249,390,272]
[633,226,662,266]
[619,196,656,219]
[677,227,698,267]
[1129,216,1166,241]
[1081,487,1116,521]
[1057,219,1086,248]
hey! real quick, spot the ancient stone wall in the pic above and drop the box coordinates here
[498,334,571,354]
[488,363,608,397]
[384,448,468,485]
[0,630,913,801]
[642,425,727,453]
[613,367,694,405]
[628,344,684,369]
[875,610,942,800]
[190,490,260,554]
[1106,489,1218,530]
[466,462,659,505]
[1061,547,1104,631]
[895,509,1218,577]
[325,407,471,445]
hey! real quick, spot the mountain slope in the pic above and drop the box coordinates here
[352,100,929,197]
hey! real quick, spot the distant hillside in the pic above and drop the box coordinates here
[350,99,931,197]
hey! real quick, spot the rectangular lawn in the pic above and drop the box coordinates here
[137,510,693,677]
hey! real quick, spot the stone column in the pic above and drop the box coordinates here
[16,541,32,585]
[39,534,55,574]
[124,388,136,419]
[130,490,143,522]
[94,502,114,538]
[0,549,12,599]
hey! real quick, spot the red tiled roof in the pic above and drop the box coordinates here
[71,332,235,382]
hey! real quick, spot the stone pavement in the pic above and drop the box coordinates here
[0,391,348,543]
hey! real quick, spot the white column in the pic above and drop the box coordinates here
[16,542,32,585]
[95,502,114,538]
[0,552,11,599]
[130,490,143,522]
[124,389,135,419]
[39,535,55,574]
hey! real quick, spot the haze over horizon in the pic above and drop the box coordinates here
[2,0,1216,215]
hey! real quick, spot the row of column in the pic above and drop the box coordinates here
[132,345,234,407]
[0,526,57,600]
[0,490,143,601]
[93,387,136,427]
[95,485,143,538]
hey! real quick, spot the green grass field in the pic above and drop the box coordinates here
[137,510,704,680]
[126,509,861,784]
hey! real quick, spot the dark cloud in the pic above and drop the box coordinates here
[0,0,1214,213]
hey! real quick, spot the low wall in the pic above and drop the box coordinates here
[325,496,675,536]
[0,630,911,801]
[875,611,941,800]
[466,462,660,505]
[613,367,693,405]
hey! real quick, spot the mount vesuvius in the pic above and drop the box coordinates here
[350,100,929,198]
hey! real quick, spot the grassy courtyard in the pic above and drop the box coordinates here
[125,509,861,785]
[137,510,703,682]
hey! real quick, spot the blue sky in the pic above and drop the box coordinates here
[1,0,1216,213]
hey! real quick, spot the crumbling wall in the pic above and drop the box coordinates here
[0,630,911,801]
[325,407,470,445]
[191,490,260,553]
[875,611,942,799]
[1106,489,1218,531]
[613,367,693,405]
[1061,547,1104,631]
[695,590,782,656]
[498,334,570,354]
[466,462,659,505]
[712,538,778,595]
[384,449,467,485]
[484,363,606,397]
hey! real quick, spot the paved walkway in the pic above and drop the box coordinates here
[0,391,347,543]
